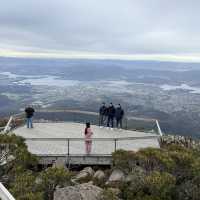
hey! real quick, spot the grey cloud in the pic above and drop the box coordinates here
[0,0,200,55]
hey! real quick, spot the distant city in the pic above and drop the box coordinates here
[1,57,200,138]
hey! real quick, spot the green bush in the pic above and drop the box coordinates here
[137,148,176,172]
[99,188,119,200]
[113,144,200,200]
[1,134,74,200]
[1,134,38,179]
[112,149,142,174]
[145,171,176,200]
[112,148,177,173]
[121,171,176,200]
[39,167,72,200]
[10,171,43,200]
[174,177,200,200]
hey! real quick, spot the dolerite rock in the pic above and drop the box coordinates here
[125,166,146,183]
[73,167,94,182]
[84,167,95,176]
[54,183,103,200]
[106,169,125,185]
[93,170,105,180]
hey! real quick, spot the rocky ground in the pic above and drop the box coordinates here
[53,135,200,200]
[1,134,200,200]
[54,167,123,200]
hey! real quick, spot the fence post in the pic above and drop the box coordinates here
[66,139,70,168]
[114,139,117,152]
[125,117,128,130]
[67,139,70,156]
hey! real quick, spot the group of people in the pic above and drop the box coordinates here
[85,103,125,154]
[24,103,124,154]
[99,102,124,129]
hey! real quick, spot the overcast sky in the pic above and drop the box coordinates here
[0,0,200,62]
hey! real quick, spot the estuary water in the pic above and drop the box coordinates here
[160,84,200,94]
[0,71,80,87]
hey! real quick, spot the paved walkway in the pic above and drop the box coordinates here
[13,122,160,156]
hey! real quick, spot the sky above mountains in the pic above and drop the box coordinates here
[0,0,200,62]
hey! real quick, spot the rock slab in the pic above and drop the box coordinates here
[74,167,94,181]
[108,169,125,183]
[54,183,103,200]
[93,170,105,180]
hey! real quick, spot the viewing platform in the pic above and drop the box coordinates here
[13,122,160,166]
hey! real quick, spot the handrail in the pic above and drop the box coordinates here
[36,109,164,134]
[3,110,164,136]
[38,109,157,122]
[36,153,112,157]
[25,136,160,156]
[0,182,15,200]
[26,135,159,141]
[156,120,163,136]
[3,116,13,133]
[38,109,99,116]
[3,113,25,133]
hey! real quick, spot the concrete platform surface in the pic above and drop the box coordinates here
[13,122,160,156]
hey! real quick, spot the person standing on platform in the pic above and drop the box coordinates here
[115,104,124,129]
[99,102,107,128]
[84,122,93,154]
[107,103,115,130]
[25,106,35,128]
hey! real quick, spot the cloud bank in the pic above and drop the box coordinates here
[0,0,200,61]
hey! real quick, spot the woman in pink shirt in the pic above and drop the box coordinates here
[84,122,93,154]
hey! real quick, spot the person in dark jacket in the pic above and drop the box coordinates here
[107,103,115,129]
[99,102,107,127]
[25,106,35,128]
[115,104,124,129]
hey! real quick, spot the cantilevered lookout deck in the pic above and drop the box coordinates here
[13,122,160,165]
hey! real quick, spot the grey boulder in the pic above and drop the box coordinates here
[54,182,103,200]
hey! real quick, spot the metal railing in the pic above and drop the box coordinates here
[1,109,163,136]
[25,135,160,157]
[0,182,15,200]
[156,120,163,136]
[35,109,163,136]
[2,113,25,133]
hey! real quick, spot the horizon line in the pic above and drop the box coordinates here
[1,49,200,63]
